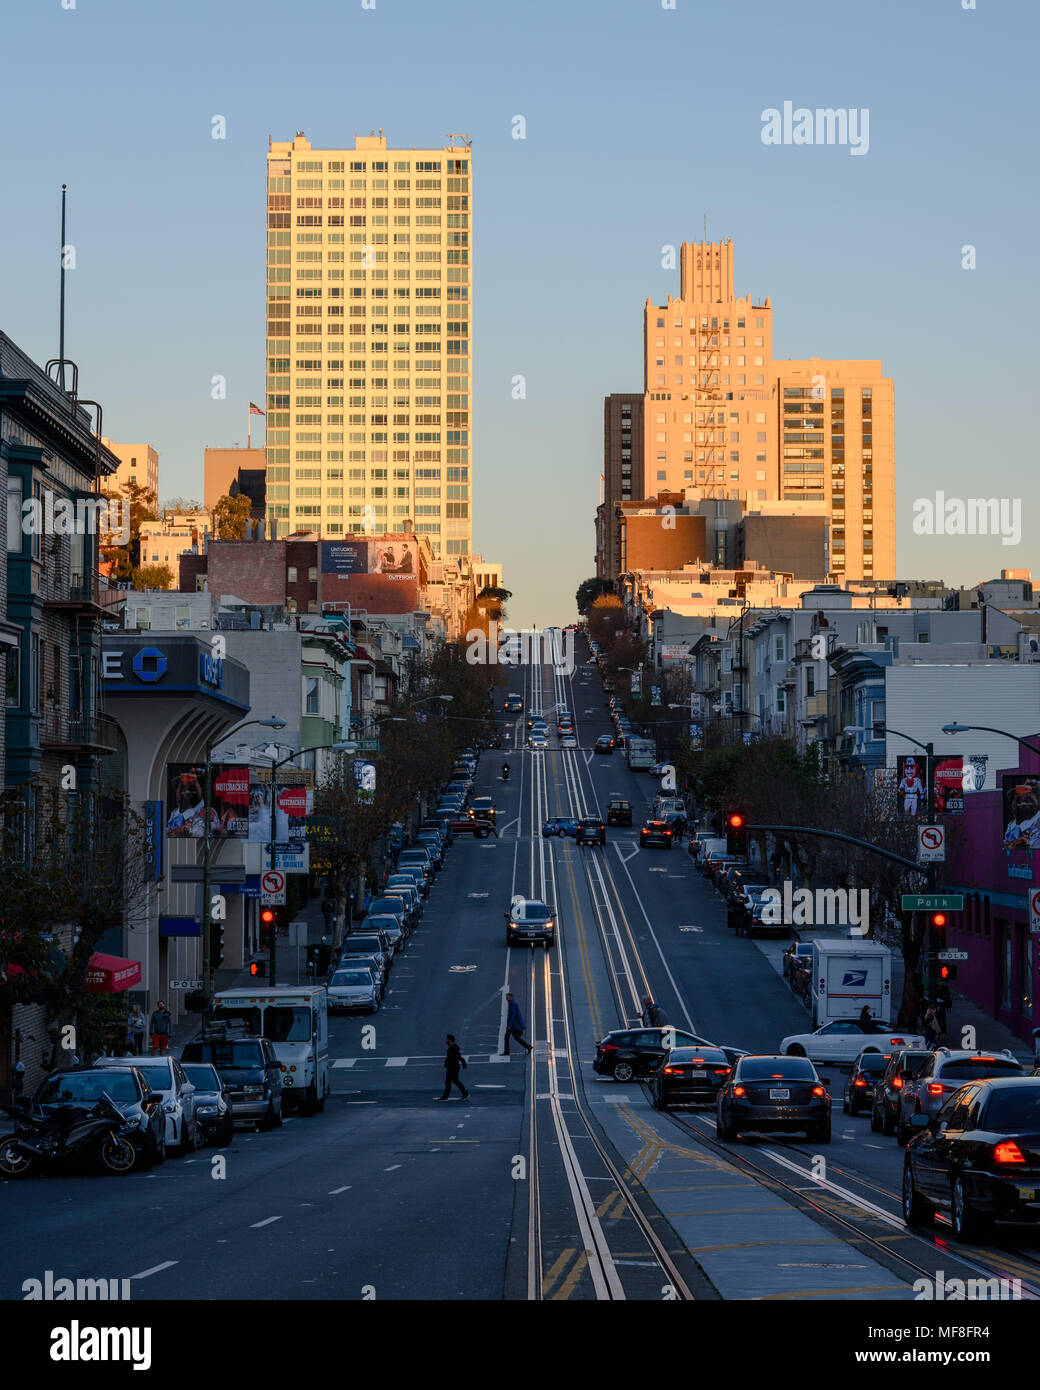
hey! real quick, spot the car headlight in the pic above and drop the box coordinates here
[196,1105,218,1117]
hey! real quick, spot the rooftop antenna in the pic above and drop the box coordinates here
[58,184,67,390]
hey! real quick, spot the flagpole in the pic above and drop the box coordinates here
[248,405,251,452]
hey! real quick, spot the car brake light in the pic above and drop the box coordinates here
[994,1141,1025,1164]
[662,1066,678,1075]
[854,1077,867,1087]
[812,1085,826,1097]
[600,1043,618,1052]
[889,1038,905,1045]
[977,1057,996,1063]
[927,1083,944,1095]
[733,1085,746,1097]
[714,1067,731,1075]
[892,1076,903,1089]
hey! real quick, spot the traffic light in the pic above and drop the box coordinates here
[725,811,748,857]
[210,922,225,969]
[939,963,958,982]
[260,906,277,940]
[929,912,948,931]
[249,960,267,978]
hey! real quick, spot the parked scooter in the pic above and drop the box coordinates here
[0,1092,139,1178]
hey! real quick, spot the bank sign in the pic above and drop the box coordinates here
[102,636,246,708]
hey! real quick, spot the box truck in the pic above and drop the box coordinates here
[213,984,329,1115]
[626,737,657,770]
[809,940,892,1027]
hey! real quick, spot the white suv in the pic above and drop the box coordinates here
[95,1055,200,1154]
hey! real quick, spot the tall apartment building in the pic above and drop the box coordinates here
[265,131,473,558]
[624,239,894,583]
[100,438,159,501]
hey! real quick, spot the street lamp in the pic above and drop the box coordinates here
[266,740,355,985]
[941,722,1040,759]
[201,716,286,1004]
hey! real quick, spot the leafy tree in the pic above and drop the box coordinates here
[131,563,174,591]
[576,576,613,616]
[100,478,158,573]
[586,593,625,648]
[213,493,253,541]
[160,496,202,513]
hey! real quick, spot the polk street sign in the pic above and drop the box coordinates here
[937,950,969,962]
[261,869,286,905]
[902,894,964,911]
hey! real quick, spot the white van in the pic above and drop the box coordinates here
[213,985,329,1115]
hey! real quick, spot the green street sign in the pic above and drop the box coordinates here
[901,894,964,911]
[352,739,380,752]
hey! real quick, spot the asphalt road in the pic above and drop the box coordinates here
[4,638,1039,1301]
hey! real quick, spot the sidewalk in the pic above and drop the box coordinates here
[170,896,330,1053]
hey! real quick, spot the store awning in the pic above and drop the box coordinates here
[86,954,142,994]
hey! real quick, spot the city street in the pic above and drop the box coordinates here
[6,641,1039,1303]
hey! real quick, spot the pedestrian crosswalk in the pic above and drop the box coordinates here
[332,1053,521,1069]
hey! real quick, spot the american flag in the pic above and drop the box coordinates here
[249,401,265,416]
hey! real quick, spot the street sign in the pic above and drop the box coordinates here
[1030,888,1040,937]
[275,842,310,875]
[937,950,969,962]
[917,824,946,863]
[170,978,203,990]
[260,869,286,905]
[902,894,964,911]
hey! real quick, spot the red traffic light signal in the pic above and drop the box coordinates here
[260,907,276,926]
[939,963,957,981]
[249,960,267,978]
[727,813,744,829]
[930,912,947,929]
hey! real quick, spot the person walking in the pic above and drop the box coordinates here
[437,1034,469,1101]
[858,1004,873,1029]
[127,1004,147,1056]
[922,1003,940,1048]
[150,1001,172,1057]
[501,992,533,1056]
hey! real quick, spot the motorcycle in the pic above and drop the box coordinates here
[501,764,511,782]
[0,1092,140,1179]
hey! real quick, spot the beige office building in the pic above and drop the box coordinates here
[640,240,894,582]
[265,131,473,557]
[100,439,159,502]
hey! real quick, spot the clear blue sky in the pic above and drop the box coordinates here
[1,0,1035,627]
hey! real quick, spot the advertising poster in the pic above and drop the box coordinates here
[1001,773,1040,853]
[166,764,249,839]
[933,755,964,815]
[896,754,927,817]
[320,540,369,575]
[247,777,309,844]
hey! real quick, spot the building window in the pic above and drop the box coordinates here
[4,645,20,707]
[305,677,319,714]
[806,666,815,697]
[287,566,298,583]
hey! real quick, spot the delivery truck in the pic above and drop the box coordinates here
[626,737,657,771]
[809,940,892,1027]
[213,984,329,1115]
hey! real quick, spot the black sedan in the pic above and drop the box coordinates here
[593,1027,747,1082]
[29,1067,167,1168]
[652,1047,733,1110]
[576,816,606,846]
[593,735,615,754]
[843,1050,892,1116]
[181,1063,234,1146]
[902,1077,1040,1241]
[717,1055,831,1143]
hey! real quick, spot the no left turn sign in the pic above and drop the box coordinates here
[917,824,946,863]
[1030,888,1040,936]
[261,869,286,904]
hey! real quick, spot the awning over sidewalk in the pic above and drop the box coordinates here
[86,954,142,994]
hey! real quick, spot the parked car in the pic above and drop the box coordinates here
[340,929,392,979]
[399,847,436,879]
[180,1063,234,1146]
[901,1077,1040,1240]
[25,1066,167,1169]
[717,1055,831,1143]
[338,948,388,997]
[94,1055,200,1154]
[576,816,606,846]
[639,819,673,849]
[382,881,422,924]
[896,1048,1025,1145]
[842,1051,892,1116]
[415,833,444,867]
[871,1049,934,1136]
[328,966,380,1013]
[180,1027,283,1131]
[362,912,406,952]
[652,1046,733,1110]
[542,817,580,838]
[367,896,411,934]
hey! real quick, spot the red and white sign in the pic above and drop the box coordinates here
[261,869,286,905]
[1029,888,1040,937]
[917,824,946,863]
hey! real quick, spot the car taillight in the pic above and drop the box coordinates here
[600,1043,618,1053]
[854,1077,868,1088]
[889,1038,905,1045]
[812,1086,826,1097]
[662,1066,678,1075]
[994,1141,1026,1164]
[733,1085,746,1097]
[714,1067,731,1075]
[927,1083,944,1096]
[892,1077,903,1089]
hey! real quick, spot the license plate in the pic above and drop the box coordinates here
[1020,1188,1036,1202]
[769,1088,790,1100]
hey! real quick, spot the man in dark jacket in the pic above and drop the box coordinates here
[437,1034,469,1101]
[150,1001,172,1056]
[501,992,533,1056]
